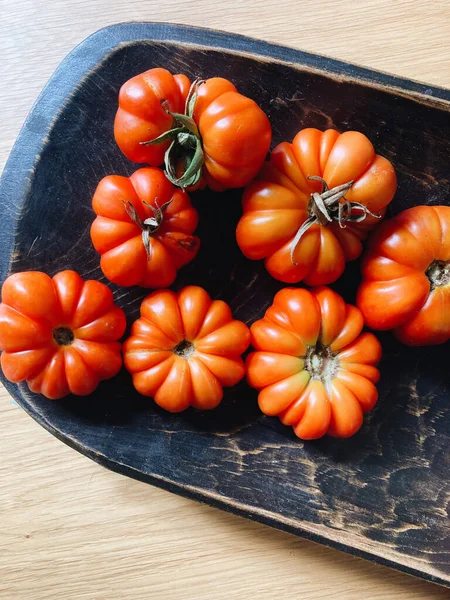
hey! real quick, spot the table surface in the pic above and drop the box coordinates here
[1,1,450,598]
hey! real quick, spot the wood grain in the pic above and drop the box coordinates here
[2,395,449,600]
[1,3,450,600]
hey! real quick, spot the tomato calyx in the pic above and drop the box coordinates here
[140,79,206,189]
[426,259,450,291]
[304,341,339,384]
[122,198,173,260]
[52,327,74,346]
[173,339,195,359]
[290,176,381,266]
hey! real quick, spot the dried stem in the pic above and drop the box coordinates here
[290,176,381,266]
[122,198,173,260]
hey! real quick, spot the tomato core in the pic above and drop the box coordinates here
[173,339,195,359]
[426,260,450,290]
[52,327,74,346]
[304,342,339,383]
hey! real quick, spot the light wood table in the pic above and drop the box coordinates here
[1,2,449,598]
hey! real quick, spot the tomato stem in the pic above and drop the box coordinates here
[290,176,381,266]
[139,79,206,189]
[184,78,206,118]
[122,198,173,261]
[426,260,450,290]
[53,327,74,346]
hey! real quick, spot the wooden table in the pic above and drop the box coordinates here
[1,1,449,598]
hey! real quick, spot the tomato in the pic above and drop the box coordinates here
[114,68,191,166]
[246,287,382,439]
[91,167,200,288]
[0,270,126,399]
[123,286,250,411]
[357,205,450,346]
[236,128,397,286]
[114,68,272,190]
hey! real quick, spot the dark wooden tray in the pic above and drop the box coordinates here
[1,22,450,587]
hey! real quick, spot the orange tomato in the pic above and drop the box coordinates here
[236,128,397,285]
[114,68,190,166]
[357,205,450,346]
[0,270,126,399]
[90,167,199,288]
[123,286,250,411]
[114,68,271,190]
[192,77,272,189]
[246,287,382,439]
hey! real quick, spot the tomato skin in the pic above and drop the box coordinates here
[0,270,126,399]
[123,286,250,412]
[236,128,397,285]
[114,70,271,190]
[357,205,450,346]
[246,287,382,440]
[194,78,272,188]
[90,167,200,288]
[114,68,190,165]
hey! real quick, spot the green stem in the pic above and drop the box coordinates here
[139,79,207,189]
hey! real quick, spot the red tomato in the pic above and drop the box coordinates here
[90,167,199,288]
[0,271,126,399]
[357,205,450,346]
[114,68,272,190]
[123,286,250,411]
[246,287,382,439]
[114,68,190,166]
[236,128,397,285]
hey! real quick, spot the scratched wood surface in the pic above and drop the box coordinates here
[1,4,450,600]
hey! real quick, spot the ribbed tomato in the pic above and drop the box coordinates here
[114,68,191,166]
[236,128,397,285]
[0,270,126,399]
[90,167,199,288]
[246,287,382,439]
[357,205,450,346]
[114,68,271,190]
[124,286,250,411]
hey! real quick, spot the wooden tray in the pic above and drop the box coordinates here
[1,22,450,587]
